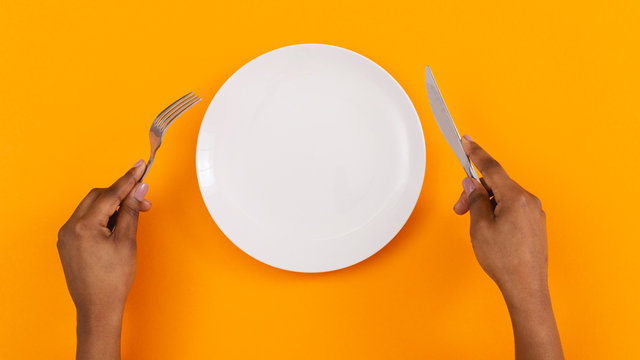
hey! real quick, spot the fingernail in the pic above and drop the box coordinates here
[133,159,145,168]
[462,177,476,194]
[134,183,148,201]
[462,134,473,142]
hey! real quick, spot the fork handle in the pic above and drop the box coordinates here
[107,160,150,231]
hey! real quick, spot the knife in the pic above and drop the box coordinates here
[425,66,479,181]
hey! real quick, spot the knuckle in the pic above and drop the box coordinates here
[84,188,105,202]
[72,220,90,236]
[103,186,119,200]
[513,191,544,212]
[120,202,140,219]
[531,195,542,208]
[516,193,530,207]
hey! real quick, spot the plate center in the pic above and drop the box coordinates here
[217,71,410,240]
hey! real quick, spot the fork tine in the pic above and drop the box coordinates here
[155,92,193,123]
[161,96,201,131]
[156,93,198,129]
[155,93,197,127]
[152,92,194,129]
[160,96,201,131]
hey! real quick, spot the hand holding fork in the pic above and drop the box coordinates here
[106,92,201,230]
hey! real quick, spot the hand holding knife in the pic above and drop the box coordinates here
[425,66,496,206]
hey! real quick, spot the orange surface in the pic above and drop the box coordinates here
[1,0,639,358]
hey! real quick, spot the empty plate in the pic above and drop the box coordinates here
[196,44,425,272]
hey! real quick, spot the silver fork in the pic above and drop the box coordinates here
[107,92,201,231]
[141,92,201,181]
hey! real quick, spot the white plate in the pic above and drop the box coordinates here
[196,44,425,272]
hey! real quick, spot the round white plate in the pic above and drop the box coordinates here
[196,44,425,272]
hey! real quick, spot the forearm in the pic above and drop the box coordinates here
[500,282,563,360]
[76,310,123,360]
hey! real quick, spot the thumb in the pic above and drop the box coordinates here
[113,182,149,242]
[462,177,493,228]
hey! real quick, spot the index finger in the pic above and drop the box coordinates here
[461,136,512,190]
[89,160,146,219]
[67,188,105,221]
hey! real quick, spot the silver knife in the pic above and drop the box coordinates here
[425,66,479,181]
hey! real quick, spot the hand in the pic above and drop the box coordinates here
[57,160,151,360]
[453,136,547,294]
[453,135,563,360]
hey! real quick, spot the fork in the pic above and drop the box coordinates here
[107,92,201,231]
[140,92,201,181]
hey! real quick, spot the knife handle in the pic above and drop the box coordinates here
[478,178,498,209]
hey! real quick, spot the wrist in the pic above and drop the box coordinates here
[76,309,123,360]
[497,275,563,359]
[496,267,548,299]
[77,307,123,338]
[498,277,552,312]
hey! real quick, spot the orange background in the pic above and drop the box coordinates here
[1,0,639,358]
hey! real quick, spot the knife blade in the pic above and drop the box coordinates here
[425,66,479,181]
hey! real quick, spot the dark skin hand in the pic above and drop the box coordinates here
[453,135,564,360]
[57,160,150,360]
[58,139,562,360]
